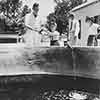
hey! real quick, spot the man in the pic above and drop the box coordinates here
[23,3,41,47]
[86,16,99,46]
[68,13,80,46]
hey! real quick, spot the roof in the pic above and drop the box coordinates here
[71,0,100,12]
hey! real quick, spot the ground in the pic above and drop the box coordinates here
[0,43,100,80]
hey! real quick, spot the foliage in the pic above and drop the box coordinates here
[47,0,83,34]
[0,0,29,32]
[0,0,22,18]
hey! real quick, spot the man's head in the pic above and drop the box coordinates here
[69,14,74,20]
[32,3,39,16]
[85,16,93,26]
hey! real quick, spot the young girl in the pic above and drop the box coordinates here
[40,22,60,47]
[40,26,50,47]
[49,22,60,46]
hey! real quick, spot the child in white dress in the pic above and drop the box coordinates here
[49,22,60,46]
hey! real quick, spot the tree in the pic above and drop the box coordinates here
[0,0,29,32]
[47,0,83,34]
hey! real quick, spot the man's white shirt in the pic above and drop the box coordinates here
[25,12,41,31]
[24,12,42,47]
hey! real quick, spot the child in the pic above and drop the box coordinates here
[59,32,68,47]
[40,26,50,47]
[49,22,60,46]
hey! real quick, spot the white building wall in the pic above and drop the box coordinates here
[72,2,100,46]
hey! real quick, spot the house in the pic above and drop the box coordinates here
[70,0,100,46]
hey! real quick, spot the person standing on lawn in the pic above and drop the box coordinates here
[69,13,80,46]
[86,16,99,46]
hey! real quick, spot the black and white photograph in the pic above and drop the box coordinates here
[0,0,100,99]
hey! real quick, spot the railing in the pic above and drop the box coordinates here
[0,31,18,43]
